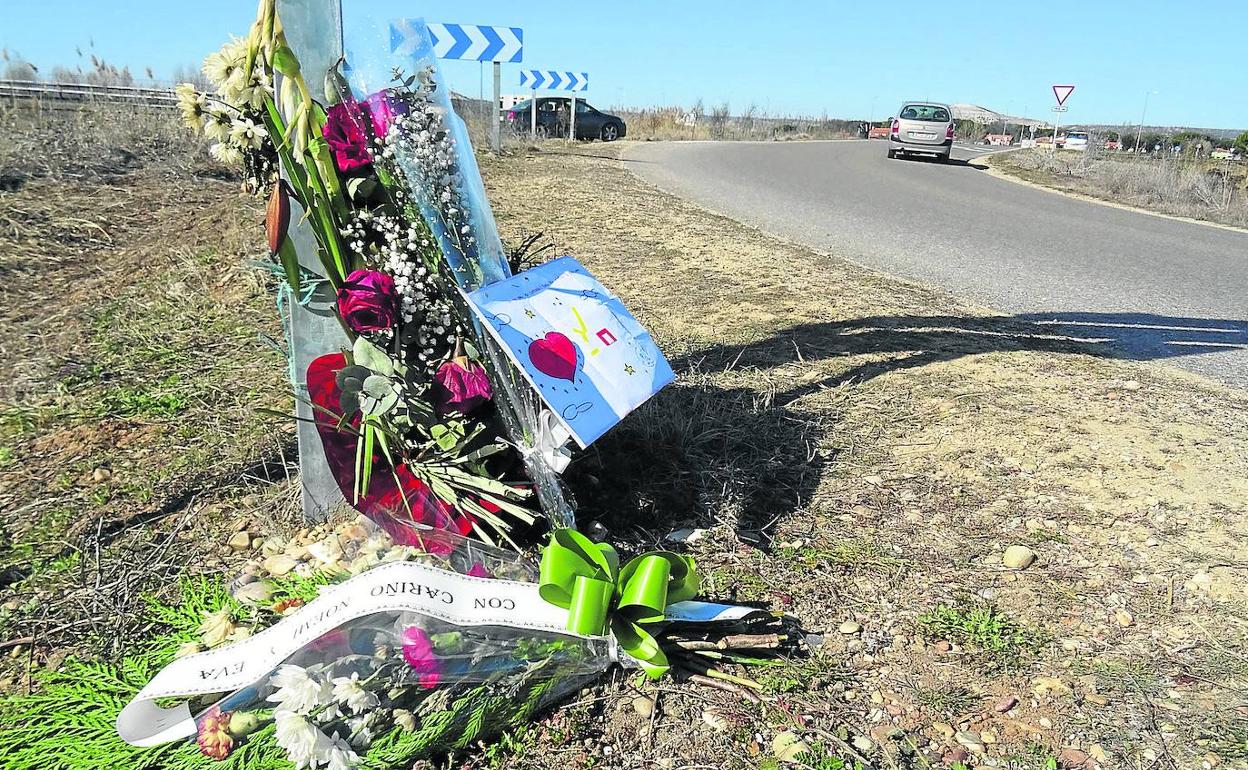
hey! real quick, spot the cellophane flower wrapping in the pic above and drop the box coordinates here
[332,14,576,530]
[180,524,611,766]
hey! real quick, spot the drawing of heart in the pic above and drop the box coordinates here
[528,332,578,382]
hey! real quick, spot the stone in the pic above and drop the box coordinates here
[1085,693,1109,706]
[1003,545,1037,569]
[1122,380,1141,391]
[631,696,655,719]
[1032,676,1072,698]
[1057,748,1089,768]
[773,731,812,763]
[701,710,728,732]
[1089,744,1108,763]
[233,581,273,604]
[664,527,705,544]
[851,735,874,754]
[943,747,969,765]
[1114,609,1134,627]
[933,640,954,653]
[930,722,955,741]
[227,531,253,551]
[262,554,297,577]
[994,695,1019,713]
[839,620,862,635]
[955,730,984,753]
[91,467,112,483]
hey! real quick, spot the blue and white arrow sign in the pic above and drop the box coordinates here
[421,22,523,62]
[519,70,589,92]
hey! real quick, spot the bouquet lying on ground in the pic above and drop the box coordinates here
[110,523,795,769]
[178,0,582,548]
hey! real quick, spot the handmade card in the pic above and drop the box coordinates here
[467,256,674,448]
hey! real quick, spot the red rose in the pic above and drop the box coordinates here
[432,358,493,415]
[324,101,372,173]
[336,269,396,333]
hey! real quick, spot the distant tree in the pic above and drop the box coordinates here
[1234,131,1248,157]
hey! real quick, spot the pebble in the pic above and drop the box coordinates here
[227,531,252,551]
[772,731,811,762]
[262,554,297,577]
[955,730,984,753]
[91,467,112,483]
[994,695,1019,712]
[839,620,862,635]
[930,722,955,741]
[1032,676,1071,698]
[233,581,273,604]
[850,735,874,754]
[631,696,655,719]
[1114,609,1135,627]
[1003,545,1037,569]
[701,710,728,732]
[1057,747,1089,768]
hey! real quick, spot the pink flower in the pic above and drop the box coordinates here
[336,270,396,333]
[363,91,405,140]
[466,563,490,578]
[432,359,493,415]
[324,101,371,173]
[400,627,441,689]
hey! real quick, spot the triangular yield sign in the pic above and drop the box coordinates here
[1053,85,1075,106]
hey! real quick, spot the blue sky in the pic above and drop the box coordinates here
[4,0,1246,129]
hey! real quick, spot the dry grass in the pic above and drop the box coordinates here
[992,148,1248,228]
[611,105,861,142]
[1,105,1246,770]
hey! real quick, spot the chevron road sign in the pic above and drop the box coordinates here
[519,70,589,92]
[390,20,523,62]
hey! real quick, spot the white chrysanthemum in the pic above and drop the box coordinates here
[274,711,332,770]
[330,672,379,715]
[229,117,268,150]
[325,732,361,770]
[174,83,206,131]
[202,37,247,88]
[203,111,232,143]
[267,665,331,714]
[209,142,244,167]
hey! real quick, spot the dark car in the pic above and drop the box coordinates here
[506,97,627,141]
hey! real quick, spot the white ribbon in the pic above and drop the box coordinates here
[116,560,767,748]
[116,560,578,747]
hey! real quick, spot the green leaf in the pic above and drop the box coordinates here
[276,238,300,295]
[353,337,395,377]
[271,45,302,77]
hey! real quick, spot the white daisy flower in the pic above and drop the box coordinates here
[325,732,361,770]
[274,711,332,770]
[203,111,233,143]
[208,142,244,167]
[229,117,268,149]
[267,665,331,714]
[330,672,379,715]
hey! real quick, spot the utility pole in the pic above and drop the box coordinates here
[1135,91,1153,156]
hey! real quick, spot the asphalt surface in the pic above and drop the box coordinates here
[625,140,1248,389]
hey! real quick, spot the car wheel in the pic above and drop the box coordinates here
[937,151,951,163]
[887,149,897,159]
[600,123,620,142]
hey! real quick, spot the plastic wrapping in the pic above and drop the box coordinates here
[328,14,577,530]
[117,527,613,765]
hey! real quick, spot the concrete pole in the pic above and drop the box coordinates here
[531,89,537,138]
[275,0,349,521]
[569,93,576,143]
[490,61,501,153]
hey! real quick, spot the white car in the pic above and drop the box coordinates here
[1062,131,1090,151]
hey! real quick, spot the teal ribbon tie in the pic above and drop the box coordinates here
[539,529,700,678]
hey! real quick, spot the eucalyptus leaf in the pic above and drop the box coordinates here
[354,337,396,377]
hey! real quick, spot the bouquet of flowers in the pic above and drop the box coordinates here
[117,526,792,769]
[179,0,587,548]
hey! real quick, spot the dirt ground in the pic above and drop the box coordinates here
[1,108,1247,770]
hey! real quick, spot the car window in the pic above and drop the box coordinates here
[512,99,531,111]
[900,104,950,122]
[539,100,560,112]
[575,102,592,114]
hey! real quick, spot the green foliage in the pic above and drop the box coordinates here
[266,571,333,607]
[791,743,859,770]
[918,602,1045,668]
[98,376,187,419]
[1234,131,1248,156]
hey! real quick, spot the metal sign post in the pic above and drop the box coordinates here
[425,22,523,153]
[1051,84,1074,152]
[520,70,589,141]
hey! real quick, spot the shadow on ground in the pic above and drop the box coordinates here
[567,311,1246,548]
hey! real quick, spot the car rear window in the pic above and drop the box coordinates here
[900,105,950,122]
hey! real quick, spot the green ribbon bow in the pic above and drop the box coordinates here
[539,529,700,678]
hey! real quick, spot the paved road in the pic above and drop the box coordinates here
[625,140,1248,388]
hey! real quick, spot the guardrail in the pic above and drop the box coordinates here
[0,80,178,108]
